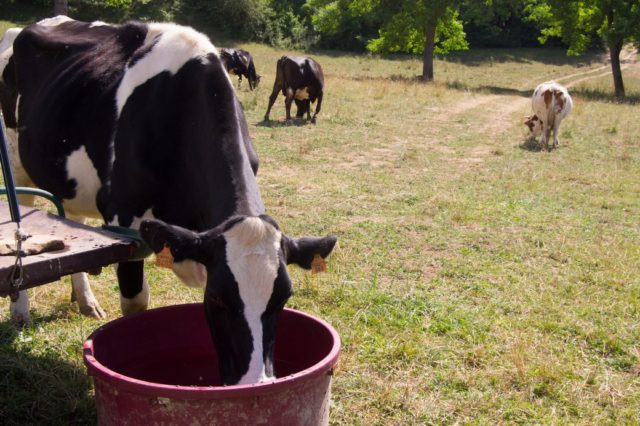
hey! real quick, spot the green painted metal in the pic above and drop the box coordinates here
[0,187,66,218]
[101,225,153,261]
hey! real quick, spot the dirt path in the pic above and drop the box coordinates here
[448,47,638,157]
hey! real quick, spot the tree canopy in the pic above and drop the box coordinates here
[3,0,635,91]
[526,0,640,97]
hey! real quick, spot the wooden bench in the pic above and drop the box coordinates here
[0,201,136,296]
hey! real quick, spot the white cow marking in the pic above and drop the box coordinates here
[89,21,109,28]
[65,146,102,218]
[37,15,74,27]
[115,22,218,116]
[0,27,21,78]
[224,217,281,384]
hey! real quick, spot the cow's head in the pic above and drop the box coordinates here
[524,114,542,135]
[248,72,261,91]
[140,215,337,385]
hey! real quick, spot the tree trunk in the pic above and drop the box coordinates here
[421,21,436,81]
[606,10,625,99]
[53,0,68,16]
[609,40,625,99]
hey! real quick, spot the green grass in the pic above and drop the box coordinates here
[1,29,639,425]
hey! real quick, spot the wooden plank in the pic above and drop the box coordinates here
[0,202,137,296]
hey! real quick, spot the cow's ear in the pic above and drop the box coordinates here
[282,234,337,269]
[140,219,211,263]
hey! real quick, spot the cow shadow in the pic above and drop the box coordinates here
[519,137,546,152]
[0,321,97,425]
[256,118,311,128]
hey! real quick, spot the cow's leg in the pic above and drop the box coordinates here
[238,75,242,89]
[10,291,30,327]
[540,122,550,151]
[264,89,280,121]
[553,120,561,148]
[294,100,304,118]
[70,272,106,318]
[117,260,149,315]
[284,93,294,121]
[311,92,323,124]
[66,214,106,318]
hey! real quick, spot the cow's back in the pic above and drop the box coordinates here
[532,81,572,123]
[12,21,147,214]
[278,56,323,100]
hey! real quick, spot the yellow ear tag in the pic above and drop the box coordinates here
[155,245,174,269]
[311,254,327,274]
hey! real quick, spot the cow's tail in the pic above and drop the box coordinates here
[277,56,287,96]
[543,89,556,129]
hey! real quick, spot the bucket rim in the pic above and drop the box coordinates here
[83,303,340,400]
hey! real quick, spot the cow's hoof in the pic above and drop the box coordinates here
[80,303,107,319]
[311,117,317,124]
[10,313,31,329]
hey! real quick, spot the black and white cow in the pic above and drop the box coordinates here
[0,18,337,385]
[219,47,260,90]
[264,56,324,124]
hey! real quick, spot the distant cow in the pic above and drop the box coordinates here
[264,56,324,124]
[219,47,260,90]
[1,18,337,385]
[524,81,573,150]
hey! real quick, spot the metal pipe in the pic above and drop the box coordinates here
[0,187,66,218]
[0,111,21,224]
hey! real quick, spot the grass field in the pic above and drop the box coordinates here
[1,23,639,425]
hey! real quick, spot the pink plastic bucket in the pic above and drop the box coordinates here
[83,303,340,426]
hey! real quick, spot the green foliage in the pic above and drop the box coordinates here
[308,0,471,57]
[366,6,468,55]
[525,0,640,54]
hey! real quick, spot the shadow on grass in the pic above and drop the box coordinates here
[313,47,604,68]
[518,137,548,152]
[0,322,96,425]
[256,118,312,128]
[444,48,604,67]
[447,81,532,98]
[572,87,640,105]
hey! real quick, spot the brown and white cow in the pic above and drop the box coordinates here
[264,56,324,124]
[524,81,573,151]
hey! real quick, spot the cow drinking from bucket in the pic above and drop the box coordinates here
[524,81,573,151]
[219,47,260,90]
[0,18,337,385]
[264,56,324,124]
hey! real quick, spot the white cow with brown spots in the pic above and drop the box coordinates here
[524,81,573,151]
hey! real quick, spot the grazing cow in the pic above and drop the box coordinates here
[1,18,337,385]
[524,81,573,151]
[264,56,324,124]
[219,47,260,90]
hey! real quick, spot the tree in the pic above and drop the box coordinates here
[53,0,68,15]
[310,0,477,81]
[526,0,640,98]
